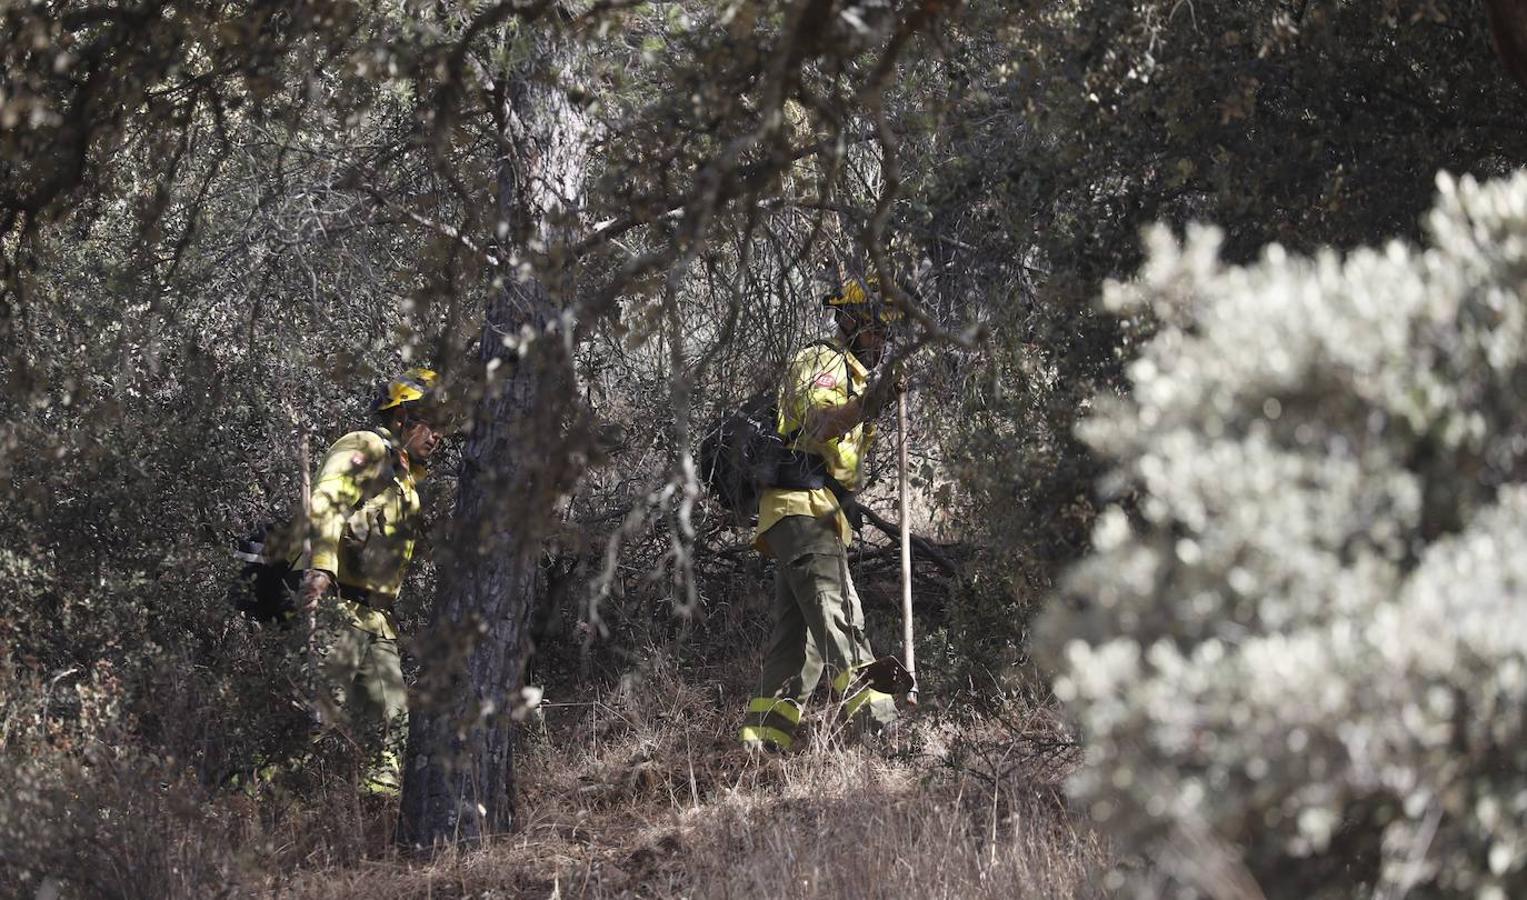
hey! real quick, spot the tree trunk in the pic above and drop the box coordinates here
[397,21,589,850]
[1488,0,1527,92]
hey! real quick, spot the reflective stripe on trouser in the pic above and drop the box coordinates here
[742,514,898,744]
[739,697,802,750]
[831,668,897,724]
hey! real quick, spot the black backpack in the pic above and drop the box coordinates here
[229,520,303,624]
[698,342,849,524]
[698,390,790,524]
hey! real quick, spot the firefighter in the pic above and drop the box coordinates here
[740,277,904,752]
[297,367,446,789]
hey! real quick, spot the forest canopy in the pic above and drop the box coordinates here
[2,1,1525,896]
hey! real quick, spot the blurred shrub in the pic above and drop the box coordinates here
[1044,172,1527,897]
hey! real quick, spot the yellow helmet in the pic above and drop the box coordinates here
[823,275,904,323]
[374,367,439,414]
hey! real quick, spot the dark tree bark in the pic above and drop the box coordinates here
[397,20,590,850]
[1487,0,1527,91]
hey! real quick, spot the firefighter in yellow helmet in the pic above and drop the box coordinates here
[740,276,906,752]
[296,367,447,789]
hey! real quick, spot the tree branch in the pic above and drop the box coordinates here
[855,502,962,577]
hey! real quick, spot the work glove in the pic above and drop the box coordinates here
[843,496,865,532]
[865,370,908,419]
[862,368,899,420]
[298,569,334,612]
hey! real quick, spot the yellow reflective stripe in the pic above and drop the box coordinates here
[843,688,892,719]
[832,667,858,694]
[747,697,802,725]
[739,725,794,750]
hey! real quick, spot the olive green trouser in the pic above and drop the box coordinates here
[321,623,406,781]
[742,515,897,749]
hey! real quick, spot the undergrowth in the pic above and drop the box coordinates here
[1,647,1105,899]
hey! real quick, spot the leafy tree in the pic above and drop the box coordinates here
[5,0,1527,886]
[1045,171,1527,897]
[396,15,595,847]
[892,0,1527,680]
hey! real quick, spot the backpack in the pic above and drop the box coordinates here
[229,519,303,624]
[698,341,849,524]
[698,390,790,524]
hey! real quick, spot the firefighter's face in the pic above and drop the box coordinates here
[401,417,444,461]
[838,310,888,366]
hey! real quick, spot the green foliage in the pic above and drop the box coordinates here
[1,0,1525,887]
[1046,172,1527,897]
[900,0,1527,681]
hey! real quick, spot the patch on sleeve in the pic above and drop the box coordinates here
[350,452,369,470]
[813,372,838,390]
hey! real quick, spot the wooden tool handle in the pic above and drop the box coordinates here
[898,391,918,706]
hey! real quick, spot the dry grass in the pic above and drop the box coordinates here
[277,658,1109,899]
[2,647,1107,898]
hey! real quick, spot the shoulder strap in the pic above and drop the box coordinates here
[352,428,403,508]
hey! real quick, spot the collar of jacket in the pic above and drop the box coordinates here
[373,426,428,480]
[825,338,870,382]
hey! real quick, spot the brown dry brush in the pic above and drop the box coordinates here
[276,659,1105,899]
